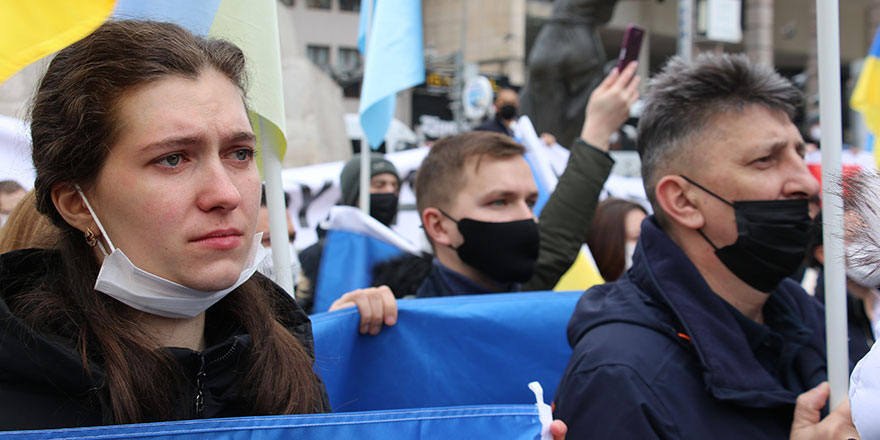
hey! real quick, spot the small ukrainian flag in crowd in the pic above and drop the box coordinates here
[851,28,880,167]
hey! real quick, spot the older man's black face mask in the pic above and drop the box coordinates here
[680,175,812,293]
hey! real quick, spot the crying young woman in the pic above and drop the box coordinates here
[0,20,396,430]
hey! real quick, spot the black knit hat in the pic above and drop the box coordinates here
[339,154,399,206]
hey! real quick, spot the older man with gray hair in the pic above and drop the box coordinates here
[554,53,858,439]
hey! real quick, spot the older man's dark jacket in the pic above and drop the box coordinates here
[554,217,831,439]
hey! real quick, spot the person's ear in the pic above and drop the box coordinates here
[51,183,96,234]
[655,175,705,230]
[422,207,455,246]
[814,244,824,266]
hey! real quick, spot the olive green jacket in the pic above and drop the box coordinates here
[523,139,614,291]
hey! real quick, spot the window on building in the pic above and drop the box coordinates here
[337,47,362,72]
[339,0,360,12]
[278,0,294,6]
[306,45,330,69]
[306,0,330,9]
[343,81,361,98]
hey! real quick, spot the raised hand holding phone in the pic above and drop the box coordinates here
[617,25,645,72]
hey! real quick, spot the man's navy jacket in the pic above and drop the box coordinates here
[554,217,831,439]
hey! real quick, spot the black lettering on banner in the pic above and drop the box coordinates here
[297,181,334,227]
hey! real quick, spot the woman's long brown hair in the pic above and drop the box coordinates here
[19,20,326,424]
[586,198,647,282]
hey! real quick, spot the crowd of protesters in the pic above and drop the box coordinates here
[0,18,878,440]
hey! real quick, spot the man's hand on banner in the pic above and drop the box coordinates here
[329,285,398,335]
[580,61,640,151]
[551,419,568,440]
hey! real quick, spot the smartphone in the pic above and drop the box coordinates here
[617,25,645,72]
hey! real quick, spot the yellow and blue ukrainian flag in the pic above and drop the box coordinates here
[0,0,116,83]
[851,28,880,167]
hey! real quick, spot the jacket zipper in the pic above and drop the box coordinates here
[194,355,206,417]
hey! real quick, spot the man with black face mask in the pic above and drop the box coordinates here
[297,154,400,312]
[474,88,520,137]
[412,62,640,298]
[554,53,859,439]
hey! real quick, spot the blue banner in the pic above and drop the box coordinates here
[312,290,581,412]
[0,405,543,439]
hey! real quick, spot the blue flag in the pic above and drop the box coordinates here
[113,0,222,35]
[356,0,374,55]
[313,206,421,312]
[358,0,425,150]
[0,406,544,439]
[524,152,552,217]
[312,291,581,412]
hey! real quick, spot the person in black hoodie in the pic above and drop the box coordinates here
[0,20,398,430]
[553,53,858,439]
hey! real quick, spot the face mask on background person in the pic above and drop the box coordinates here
[680,176,812,293]
[440,210,539,284]
[846,244,880,288]
[498,104,518,121]
[256,242,302,294]
[370,192,399,227]
[624,241,637,271]
[77,185,267,319]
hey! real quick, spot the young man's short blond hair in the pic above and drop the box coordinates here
[414,131,525,215]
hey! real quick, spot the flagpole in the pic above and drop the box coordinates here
[359,0,374,215]
[816,0,848,409]
[677,0,694,61]
[260,117,295,295]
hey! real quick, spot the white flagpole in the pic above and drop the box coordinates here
[359,0,375,215]
[677,0,694,61]
[261,117,294,295]
[816,0,848,408]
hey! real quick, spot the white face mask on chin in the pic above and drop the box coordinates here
[76,185,267,319]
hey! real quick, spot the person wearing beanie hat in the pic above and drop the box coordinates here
[338,154,401,226]
[339,154,399,204]
[297,154,401,312]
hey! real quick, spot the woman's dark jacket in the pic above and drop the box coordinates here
[0,248,328,431]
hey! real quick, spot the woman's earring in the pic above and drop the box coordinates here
[85,228,98,247]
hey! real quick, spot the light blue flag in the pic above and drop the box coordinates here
[358,0,425,150]
[524,153,551,217]
[313,206,421,312]
[356,0,375,54]
[312,291,581,412]
[0,406,544,439]
[513,116,560,218]
[113,0,222,35]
